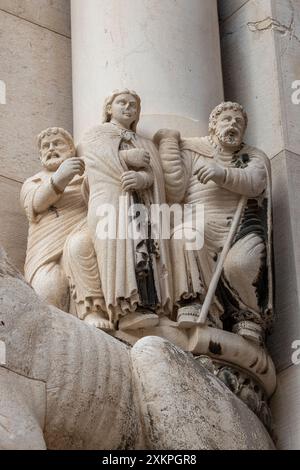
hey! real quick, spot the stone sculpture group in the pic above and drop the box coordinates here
[0,89,276,450]
[21,89,273,346]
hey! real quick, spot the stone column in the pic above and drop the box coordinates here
[0,0,72,271]
[219,0,300,450]
[71,0,224,141]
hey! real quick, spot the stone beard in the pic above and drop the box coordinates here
[155,105,273,342]
[21,129,88,313]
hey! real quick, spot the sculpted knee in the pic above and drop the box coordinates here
[66,229,94,259]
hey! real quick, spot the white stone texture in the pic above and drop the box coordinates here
[71,0,224,141]
[0,9,73,182]
[218,0,250,22]
[219,0,300,450]
[268,150,300,371]
[271,365,300,450]
[0,176,27,271]
[220,0,283,158]
[0,0,71,37]
[0,247,275,450]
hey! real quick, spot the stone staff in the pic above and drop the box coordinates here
[197,195,247,325]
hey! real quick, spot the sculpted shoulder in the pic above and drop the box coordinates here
[180,136,214,157]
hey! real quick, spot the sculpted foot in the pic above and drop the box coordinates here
[118,311,159,331]
[84,312,113,331]
[233,321,264,345]
[177,303,202,329]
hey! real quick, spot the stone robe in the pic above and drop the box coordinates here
[77,123,173,322]
[21,171,87,310]
[159,135,273,330]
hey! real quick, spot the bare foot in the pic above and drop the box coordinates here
[84,312,113,331]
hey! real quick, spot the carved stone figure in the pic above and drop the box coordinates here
[72,89,173,330]
[0,246,274,450]
[21,127,87,312]
[155,102,273,344]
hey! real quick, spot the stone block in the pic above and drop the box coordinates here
[0,0,71,37]
[220,0,284,158]
[0,10,72,182]
[218,0,249,22]
[0,176,27,272]
[270,0,300,156]
[271,364,300,450]
[268,150,300,371]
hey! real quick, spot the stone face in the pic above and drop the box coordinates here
[0,0,71,37]
[20,127,90,315]
[219,0,300,450]
[0,9,73,182]
[0,176,27,271]
[71,0,223,140]
[220,0,283,159]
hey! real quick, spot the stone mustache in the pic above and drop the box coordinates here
[21,92,273,346]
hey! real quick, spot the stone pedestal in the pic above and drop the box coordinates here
[71,0,224,140]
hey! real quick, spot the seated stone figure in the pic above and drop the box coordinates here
[21,127,104,326]
[63,145,155,331]
[155,102,273,344]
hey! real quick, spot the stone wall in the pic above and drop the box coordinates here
[0,0,72,271]
[218,0,300,450]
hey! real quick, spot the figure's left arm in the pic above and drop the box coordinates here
[196,150,268,197]
[221,153,267,197]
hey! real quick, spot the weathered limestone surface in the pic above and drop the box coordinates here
[71,0,223,140]
[0,1,72,271]
[219,0,300,450]
[0,0,71,37]
[0,176,27,271]
[0,247,274,450]
[271,365,300,450]
[218,0,249,22]
[0,9,72,182]
[269,150,300,370]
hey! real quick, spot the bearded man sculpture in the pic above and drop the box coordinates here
[155,102,273,344]
[73,90,173,331]
[21,127,87,311]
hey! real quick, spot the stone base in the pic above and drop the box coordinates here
[111,316,277,399]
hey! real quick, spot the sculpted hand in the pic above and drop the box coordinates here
[52,157,85,191]
[153,128,181,146]
[121,171,145,192]
[123,149,150,170]
[194,161,225,185]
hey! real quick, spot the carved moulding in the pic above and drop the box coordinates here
[112,320,276,423]
[195,356,273,433]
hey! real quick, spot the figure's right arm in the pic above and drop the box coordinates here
[154,129,188,203]
[20,177,63,221]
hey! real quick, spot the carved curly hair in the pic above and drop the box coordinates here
[208,102,248,135]
[37,127,74,152]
